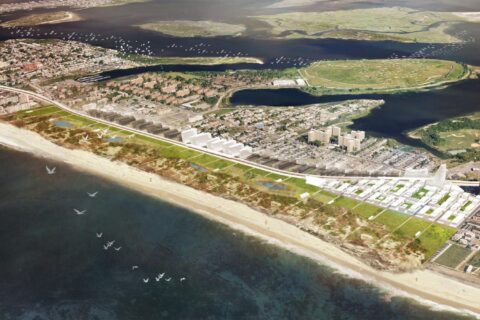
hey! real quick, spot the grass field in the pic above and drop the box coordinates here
[136,20,245,37]
[332,196,359,209]
[418,225,456,259]
[434,244,471,268]
[394,218,432,238]
[352,203,383,219]
[373,210,410,231]
[254,7,474,43]
[298,59,468,93]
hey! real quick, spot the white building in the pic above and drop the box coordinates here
[181,128,198,144]
[190,132,212,147]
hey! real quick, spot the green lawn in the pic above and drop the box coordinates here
[438,193,451,205]
[373,210,410,231]
[390,184,405,193]
[284,177,321,195]
[461,201,472,212]
[434,244,471,268]
[394,217,432,238]
[412,187,428,200]
[418,224,457,259]
[332,196,360,209]
[352,203,383,219]
[16,105,61,118]
[312,190,337,204]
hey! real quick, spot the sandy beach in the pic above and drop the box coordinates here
[0,122,479,317]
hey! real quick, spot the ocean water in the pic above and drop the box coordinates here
[0,146,476,320]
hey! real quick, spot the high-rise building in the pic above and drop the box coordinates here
[352,130,366,141]
[332,126,341,137]
[308,130,321,143]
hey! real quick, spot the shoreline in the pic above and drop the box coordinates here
[1,11,83,27]
[0,122,479,318]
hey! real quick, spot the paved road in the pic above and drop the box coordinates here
[1,85,478,188]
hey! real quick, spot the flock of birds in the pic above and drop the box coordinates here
[45,164,188,286]
[392,30,476,60]
[78,128,135,143]
[1,24,476,73]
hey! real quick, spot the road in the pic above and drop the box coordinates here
[1,85,478,188]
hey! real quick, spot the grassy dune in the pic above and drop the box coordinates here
[298,59,469,94]
[136,20,245,37]
[254,7,475,43]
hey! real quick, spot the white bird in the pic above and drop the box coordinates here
[143,278,149,283]
[87,191,98,198]
[97,133,104,139]
[114,246,122,251]
[165,277,171,282]
[132,265,139,270]
[81,135,89,142]
[180,277,186,282]
[107,240,115,247]
[96,232,103,238]
[155,274,162,282]
[74,209,86,215]
[45,165,56,175]
[103,245,109,250]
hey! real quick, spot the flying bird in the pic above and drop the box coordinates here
[143,278,150,283]
[87,191,98,198]
[132,265,139,270]
[114,246,122,251]
[180,277,186,282]
[45,165,56,175]
[74,209,86,215]
[96,232,103,238]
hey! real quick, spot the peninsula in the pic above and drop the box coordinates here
[1,11,82,27]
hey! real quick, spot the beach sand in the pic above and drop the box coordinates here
[0,122,479,317]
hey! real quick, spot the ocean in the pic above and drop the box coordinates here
[0,146,476,320]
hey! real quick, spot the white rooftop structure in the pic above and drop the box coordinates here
[190,132,212,147]
[181,128,198,144]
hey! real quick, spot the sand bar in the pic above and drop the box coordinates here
[0,122,479,317]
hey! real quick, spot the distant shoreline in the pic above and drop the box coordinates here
[0,122,479,318]
[1,11,83,27]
